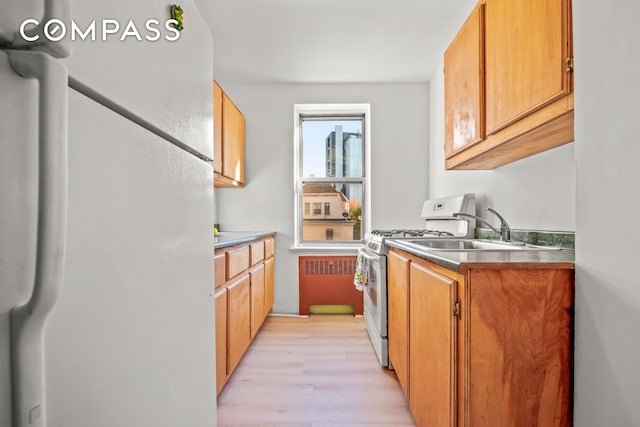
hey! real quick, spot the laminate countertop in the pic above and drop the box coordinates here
[386,239,575,273]
[214,231,276,249]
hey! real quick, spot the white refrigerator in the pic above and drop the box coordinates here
[1,1,217,426]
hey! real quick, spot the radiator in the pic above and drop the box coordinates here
[298,256,363,316]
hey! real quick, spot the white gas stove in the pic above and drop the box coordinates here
[359,193,476,367]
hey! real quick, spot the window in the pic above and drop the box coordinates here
[294,104,371,248]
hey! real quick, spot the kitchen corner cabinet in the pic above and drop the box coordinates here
[387,247,574,426]
[213,81,245,187]
[444,0,574,170]
[214,236,275,394]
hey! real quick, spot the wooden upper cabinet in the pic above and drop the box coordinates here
[485,0,571,134]
[213,81,223,174]
[222,92,245,185]
[213,81,245,187]
[444,3,485,159]
[444,0,574,170]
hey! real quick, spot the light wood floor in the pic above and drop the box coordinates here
[217,315,416,427]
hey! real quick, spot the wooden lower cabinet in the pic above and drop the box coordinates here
[215,236,275,395]
[387,250,410,397]
[250,263,265,339]
[387,248,574,427]
[466,269,574,426]
[214,287,228,395]
[409,262,458,427]
[264,256,274,314]
[226,273,251,374]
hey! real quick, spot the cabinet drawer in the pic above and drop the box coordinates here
[214,251,226,289]
[226,246,250,280]
[250,241,264,265]
[264,237,274,259]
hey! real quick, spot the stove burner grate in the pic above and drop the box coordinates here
[370,229,455,238]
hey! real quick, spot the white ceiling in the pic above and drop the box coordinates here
[196,0,477,84]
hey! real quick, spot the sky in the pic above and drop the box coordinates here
[301,119,362,177]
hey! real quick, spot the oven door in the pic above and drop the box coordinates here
[358,246,388,366]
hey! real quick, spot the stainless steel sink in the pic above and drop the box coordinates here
[403,239,562,251]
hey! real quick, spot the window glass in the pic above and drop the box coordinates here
[301,182,363,241]
[294,105,369,246]
[302,120,363,178]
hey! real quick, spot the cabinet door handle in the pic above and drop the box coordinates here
[453,300,461,317]
[566,57,574,72]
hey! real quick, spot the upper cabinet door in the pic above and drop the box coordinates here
[222,93,245,185]
[213,81,223,174]
[485,0,572,134]
[444,3,485,159]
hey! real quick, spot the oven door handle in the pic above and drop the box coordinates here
[359,247,381,262]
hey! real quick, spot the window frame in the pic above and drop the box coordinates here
[293,104,371,250]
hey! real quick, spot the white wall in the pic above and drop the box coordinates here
[428,65,576,231]
[215,82,429,314]
[573,1,640,425]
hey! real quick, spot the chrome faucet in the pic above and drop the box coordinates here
[453,208,511,241]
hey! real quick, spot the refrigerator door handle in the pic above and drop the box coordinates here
[7,0,71,58]
[8,50,68,427]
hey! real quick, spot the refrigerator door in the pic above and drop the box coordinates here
[0,0,71,57]
[0,49,39,427]
[43,88,216,427]
[2,0,212,157]
[5,50,69,427]
[63,0,213,158]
